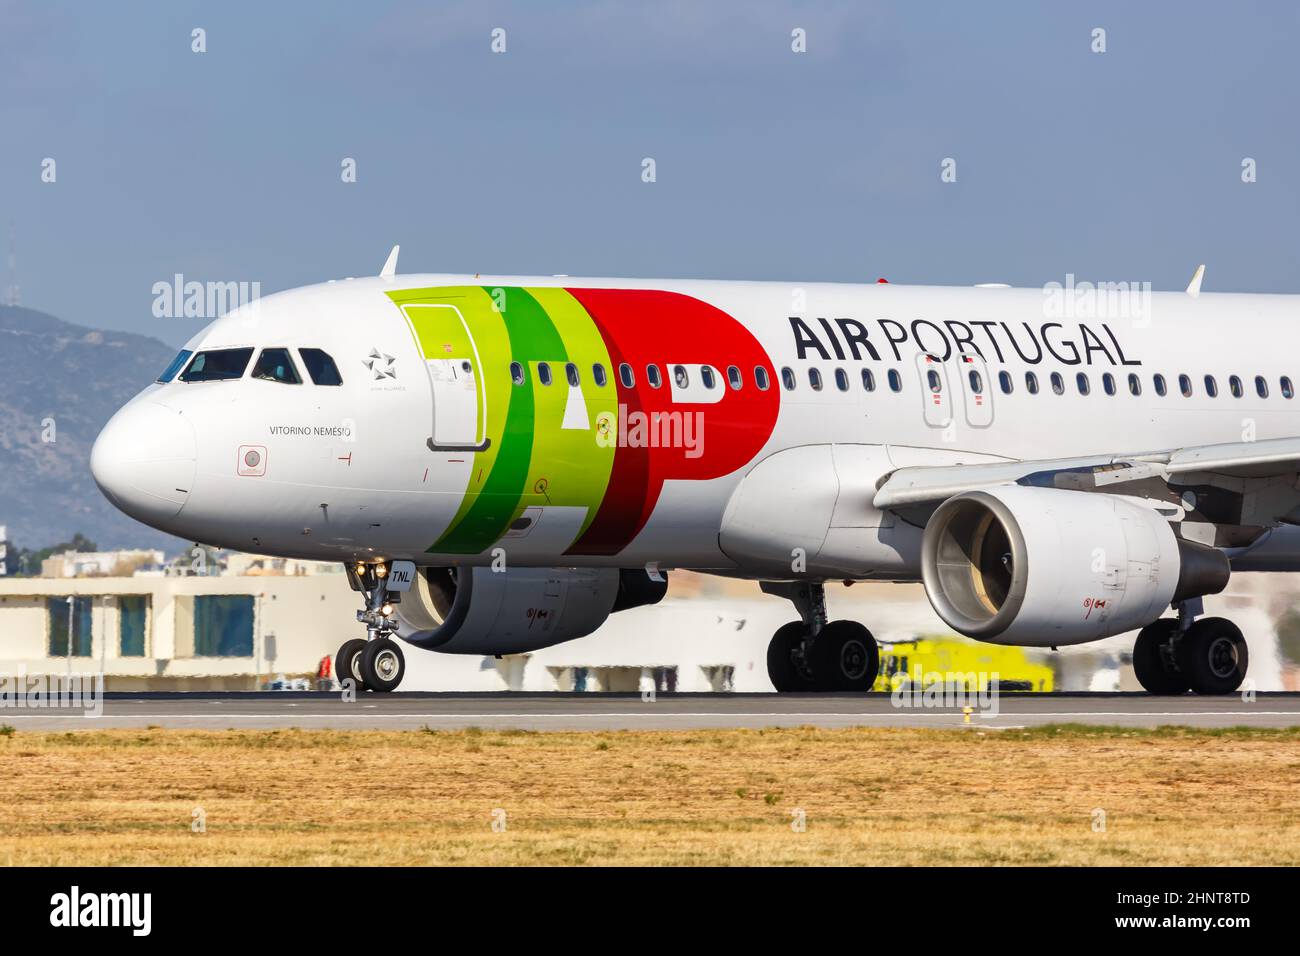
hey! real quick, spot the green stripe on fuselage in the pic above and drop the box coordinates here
[434,287,564,553]
[390,285,617,556]
[524,287,616,541]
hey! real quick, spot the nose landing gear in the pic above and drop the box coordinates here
[336,562,407,692]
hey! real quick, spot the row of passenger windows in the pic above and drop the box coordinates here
[977,370,1296,400]
[510,361,777,392]
[158,347,343,386]
[762,364,1297,401]
[509,360,914,395]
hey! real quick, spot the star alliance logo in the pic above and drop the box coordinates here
[364,348,396,380]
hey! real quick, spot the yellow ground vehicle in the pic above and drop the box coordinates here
[873,636,1055,693]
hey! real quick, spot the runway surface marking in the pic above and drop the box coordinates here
[4,694,1298,730]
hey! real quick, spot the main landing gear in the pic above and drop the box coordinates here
[762,581,880,692]
[1132,600,1248,695]
[336,561,407,693]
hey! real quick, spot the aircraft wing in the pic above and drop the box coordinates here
[873,436,1300,547]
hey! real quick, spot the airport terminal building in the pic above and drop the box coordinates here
[0,548,1291,692]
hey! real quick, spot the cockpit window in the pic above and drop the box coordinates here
[179,347,254,382]
[299,348,343,386]
[252,348,302,384]
[156,349,193,383]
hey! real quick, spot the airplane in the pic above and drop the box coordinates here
[90,248,1300,694]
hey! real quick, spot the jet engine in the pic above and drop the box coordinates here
[920,486,1230,646]
[393,566,667,655]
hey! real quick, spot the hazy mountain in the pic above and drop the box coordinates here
[0,304,187,554]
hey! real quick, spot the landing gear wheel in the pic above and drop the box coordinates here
[809,620,880,692]
[1131,620,1188,695]
[359,637,406,693]
[335,638,369,691]
[1177,617,1248,695]
[767,622,814,692]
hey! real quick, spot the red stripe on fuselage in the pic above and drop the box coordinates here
[564,288,779,556]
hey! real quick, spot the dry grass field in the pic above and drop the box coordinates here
[1,724,1299,866]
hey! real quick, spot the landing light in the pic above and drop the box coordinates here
[381,604,394,616]
[376,562,388,578]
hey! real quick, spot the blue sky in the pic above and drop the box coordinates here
[3,0,1299,346]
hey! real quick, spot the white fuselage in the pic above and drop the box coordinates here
[90,274,1300,576]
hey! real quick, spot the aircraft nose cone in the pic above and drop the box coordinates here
[91,402,197,526]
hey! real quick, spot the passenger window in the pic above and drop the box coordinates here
[647,365,663,388]
[1283,376,1294,399]
[299,348,343,386]
[510,362,526,386]
[1256,375,1269,398]
[1025,371,1039,394]
[565,363,580,387]
[969,369,984,394]
[1075,372,1089,395]
[157,349,193,384]
[673,365,689,388]
[1128,373,1141,396]
[808,368,823,391]
[1179,374,1192,397]
[781,367,796,390]
[927,370,942,393]
[619,363,635,388]
[998,370,1013,394]
[888,369,902,392]
[754,366,770,390]
[700,366,716,389]
[538,362,553,386]
[180,347,255,382]
[592,363,607,387]
[1229,375,1243,398]
[834,368,849,392]
[1154,374,1167,396]
[1050,372,1064,395]
[727,366,743,390]
[1102,373,1115,396]
[252,348,301,384]
[1204,375,1218,398]
[861,368,876,392]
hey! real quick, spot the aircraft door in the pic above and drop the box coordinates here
[957,352,994,427]
[914,353,952,428]
[402,304,489,450]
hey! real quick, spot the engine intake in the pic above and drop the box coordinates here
[921,486,1229,646]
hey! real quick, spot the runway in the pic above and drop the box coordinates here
[4,691,1300,730]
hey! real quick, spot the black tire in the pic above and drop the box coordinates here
[1131,619,1188,694]
[360,637,406,693]
[335,638,369,691]
[1177,617,1248,695]
[766,622,814,692]
[808,620,880,692]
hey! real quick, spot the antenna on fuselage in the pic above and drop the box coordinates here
[379,245,400,279]
[1186,263,1205,298]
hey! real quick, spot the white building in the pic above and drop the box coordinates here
[40,549,165,579]
[0,563,1293,691]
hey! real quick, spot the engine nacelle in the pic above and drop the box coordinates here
[393,566,666,655]
[920,486,1230,646]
